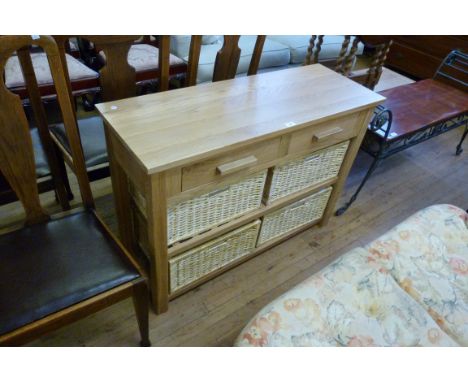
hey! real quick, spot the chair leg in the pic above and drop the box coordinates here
[132,280,151,347]
[455,124,467,156]
[336,156,382,216]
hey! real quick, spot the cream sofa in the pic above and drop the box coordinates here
[235,204,468,346]
[170,35,364,83]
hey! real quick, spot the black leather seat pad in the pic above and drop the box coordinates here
[0,211,140,336]
[50,116,107,168]
[31,128,50,178]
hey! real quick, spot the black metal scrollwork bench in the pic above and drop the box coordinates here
[337,50,468,215]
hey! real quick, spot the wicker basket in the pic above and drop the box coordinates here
[266,141,349,203]
[170,220,261,292]
[168,171,266,244]
[129,171,266,245]
[258,187,332,245]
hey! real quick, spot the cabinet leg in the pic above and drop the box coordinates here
[149,256,169,314]
[146,172,169,314]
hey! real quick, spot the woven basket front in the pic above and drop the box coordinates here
[258,187,332,245]
[170,220,261,292]
[168,171,267,244]
[267,141,349,203]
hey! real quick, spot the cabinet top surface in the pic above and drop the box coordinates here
[96,64,385,174]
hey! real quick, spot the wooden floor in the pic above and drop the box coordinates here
[22,125,466,347]
[1,68,466,346]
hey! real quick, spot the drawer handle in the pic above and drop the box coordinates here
[209,241,230,252]
[312,127,343,142]
[208,186,230,197]
[216,155,258,176]
[289,199,308,211]
[304,154,320,163]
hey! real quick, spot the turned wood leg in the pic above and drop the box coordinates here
[132,280,151,347]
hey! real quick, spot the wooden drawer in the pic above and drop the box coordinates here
[169,220,261,292]
[288,113,360,155]
[181,137,281,191]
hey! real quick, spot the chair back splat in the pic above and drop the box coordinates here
[0,35,94,222]
[54,35,139,103]
[213,35,267,81]
[184,35,266,86]
[212,35,242,82]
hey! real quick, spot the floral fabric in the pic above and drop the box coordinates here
[235,205,468,347]
[366,204,468,345]
[5,53,98,88]
[98,44,184,72]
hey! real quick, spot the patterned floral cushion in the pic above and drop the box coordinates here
[366,204,468,345]
[5,53,98,89]
[99,44,184,72]
[236,204,468,346]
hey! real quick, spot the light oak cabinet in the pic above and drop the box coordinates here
[97,64,384,313]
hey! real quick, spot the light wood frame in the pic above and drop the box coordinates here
[104,107,376,313]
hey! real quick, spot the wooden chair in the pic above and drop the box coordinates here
[0,35,150,346]
[0,44,73,209]
[4,39,100,101]
[304,35,392,90]
[178,35,266,87]
[49,36,141,186]
[77,35,187,96]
